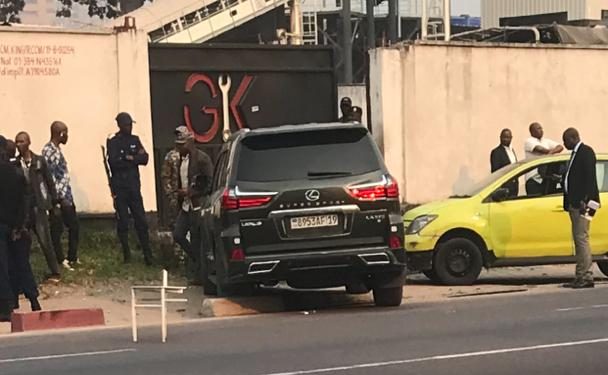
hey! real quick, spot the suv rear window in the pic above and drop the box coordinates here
[236,127,382,182]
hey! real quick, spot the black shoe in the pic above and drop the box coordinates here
[45,273,61,283]
[30,298,42,312]
[563,280,594,289]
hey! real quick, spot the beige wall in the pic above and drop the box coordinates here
[0,26,156,214]
[586,0,608,19]
[370,41,608,204]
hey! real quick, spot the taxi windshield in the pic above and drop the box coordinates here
[460,162,524,197]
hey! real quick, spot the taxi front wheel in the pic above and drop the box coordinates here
[597,261,608,278]
[434,238,483,286]
[422,269,440,283]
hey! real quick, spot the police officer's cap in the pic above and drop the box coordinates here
[116,112,136,126]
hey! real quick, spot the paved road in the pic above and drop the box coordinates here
[1,285,608,375]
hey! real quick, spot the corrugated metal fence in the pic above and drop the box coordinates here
[481,0,588,28]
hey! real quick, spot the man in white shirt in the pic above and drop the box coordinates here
[524,122,564,195]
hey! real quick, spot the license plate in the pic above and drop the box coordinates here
[290,214,339,230]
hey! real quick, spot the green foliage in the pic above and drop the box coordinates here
[30,219,185,287]
[0,0,25,23]
[56,0,150,19]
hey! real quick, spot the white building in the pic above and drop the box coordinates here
[20,0,56,25]
[302,0,445,17]
[482,0,608,28]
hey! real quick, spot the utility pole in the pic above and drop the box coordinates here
[387,0,397,43]
[421,0,427,39]
[444,0,451,41]
[342,0,353,83]
[366,0,375,49]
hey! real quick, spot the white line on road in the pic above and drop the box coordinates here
[556,304,608,312]
[263,337,608,375]
[0,348,137,364]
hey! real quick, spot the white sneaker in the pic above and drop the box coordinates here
[62,260,74,271]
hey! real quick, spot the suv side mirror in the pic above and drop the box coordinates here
[491,187,510,202]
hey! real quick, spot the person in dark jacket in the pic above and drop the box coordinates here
[0,135,26,321]
[5,134,43,312]
[490,129,518,172]
[15,132,61,279]
[172,126,213,283]
[490,129,519,197]
[106,112,154,265]
[561,128,600,289]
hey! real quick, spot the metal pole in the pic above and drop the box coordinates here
[342,0,353,83]
[396,0,401,39]
[161,270,168,343]
[387,0,397,43]
[421,0,427,39]
[131,288,138,343]
[444,0,451,41]
[290,0,303,45]
[366,0,375,49]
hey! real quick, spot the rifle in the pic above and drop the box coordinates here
[101,145,117,211]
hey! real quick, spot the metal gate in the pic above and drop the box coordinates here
[149,44,337,225]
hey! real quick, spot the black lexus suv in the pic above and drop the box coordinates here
[200,123,406,306]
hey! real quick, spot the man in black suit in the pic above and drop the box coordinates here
[491,129,518,196]
[0,135,26,321]
[15,131,61,279]
[491,129,518,172]
[562,128,600,289]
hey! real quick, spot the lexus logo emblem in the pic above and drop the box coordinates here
[305,190,320,202]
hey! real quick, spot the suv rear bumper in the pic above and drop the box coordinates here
[224,247,406,289]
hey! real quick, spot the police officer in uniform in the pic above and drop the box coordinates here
[106,112,154,265]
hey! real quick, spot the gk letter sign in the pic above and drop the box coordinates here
[183,73,254,143]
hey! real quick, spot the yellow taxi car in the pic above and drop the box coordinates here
[404,154,608,285]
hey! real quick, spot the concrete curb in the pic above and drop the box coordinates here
[201,291,375,317]
[11,309,105,333]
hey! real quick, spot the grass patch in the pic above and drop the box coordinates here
[30,219,186,287]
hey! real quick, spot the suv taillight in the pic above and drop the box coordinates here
[222,188,275,210]
[347,176,400,201]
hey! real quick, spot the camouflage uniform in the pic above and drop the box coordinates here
[161,149,181,227]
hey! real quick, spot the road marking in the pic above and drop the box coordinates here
[262,337,608,375]
[0,348,136,364]
[556,304,608,312]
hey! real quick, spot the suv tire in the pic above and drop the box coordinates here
[597,261,608,278]
[200,248,217,296]
[372,286,403,307]
[434,238,482,286]
[214,255,255,297]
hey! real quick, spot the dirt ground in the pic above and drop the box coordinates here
[1,264,605,335]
